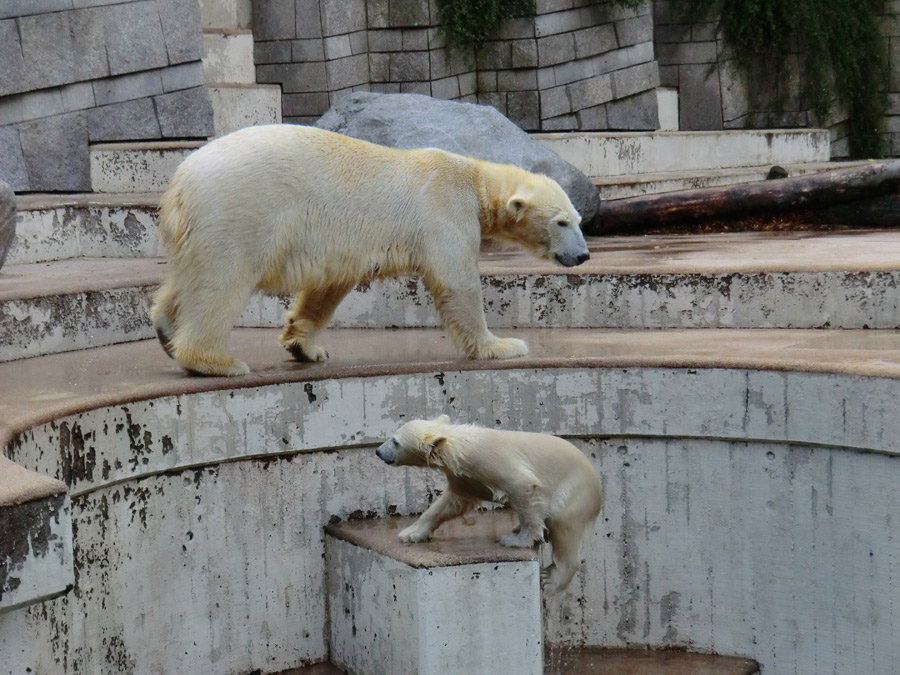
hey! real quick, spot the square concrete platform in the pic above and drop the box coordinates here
[325,511,541,675]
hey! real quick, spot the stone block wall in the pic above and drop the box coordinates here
[0,1,214,192]
[252,0,661,132]
[652,0,900,158]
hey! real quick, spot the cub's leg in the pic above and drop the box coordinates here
[167,263,257,377]
[424,269,528,360]
[398,492,474,543]
[280,281,354,362]
[542,519,589,594]
[500,487,547,548]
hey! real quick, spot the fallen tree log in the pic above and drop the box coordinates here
[591,160,900,235]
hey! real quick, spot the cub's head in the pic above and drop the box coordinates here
[498,173,589,268]
[376,414,451,468]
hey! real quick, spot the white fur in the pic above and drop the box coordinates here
[376,415,603,593]
[151,125,588,376]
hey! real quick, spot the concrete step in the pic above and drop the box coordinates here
[11,193,162,265]
[5,231,900,362]
[595,160,872,200]
[209,84,281,136]
[534,129,831,178]
[198,0,251,30]
[89,142,203,194]
[202,30,256,85]
[326,512,542,675]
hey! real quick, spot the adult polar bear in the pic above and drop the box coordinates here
[152,125,589,376]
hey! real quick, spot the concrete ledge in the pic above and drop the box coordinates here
[534,129,831,177]
[326,513,541,675]
[8,230,900,361]
[202,30,256,85]
[89,142,205,193]
[0,491,73,614]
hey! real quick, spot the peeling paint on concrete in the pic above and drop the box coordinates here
[8,268,900,363]
[0,494,73,613]
[9,205,161,266]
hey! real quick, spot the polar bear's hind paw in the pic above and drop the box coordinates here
[285,342,329,363]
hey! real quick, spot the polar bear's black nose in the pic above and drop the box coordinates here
[576,252,590,264]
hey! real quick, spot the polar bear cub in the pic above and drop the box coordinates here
[151,124,590,376]
[376,415,602,593]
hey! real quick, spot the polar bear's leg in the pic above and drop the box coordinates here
[279,281,354,362]
[168,271,256,376]
[500,489,547,547]
[151,280,178,358]
[424,271,529,360]
[397,492,474,543]
[541,520,586,594]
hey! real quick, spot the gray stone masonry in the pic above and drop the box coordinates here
[651,0,900,157]
[0,180,14,270]
[253,0,660,133]
[0,0,213,191]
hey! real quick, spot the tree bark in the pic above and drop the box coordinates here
[590,160,900,235]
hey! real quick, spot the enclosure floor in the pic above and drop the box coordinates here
[4,326,900,445]
[276,646,759,675]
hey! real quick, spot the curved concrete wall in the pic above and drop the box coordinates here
[3,366,900,674]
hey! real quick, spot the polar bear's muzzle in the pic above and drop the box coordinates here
[376,438,398,464]
[554,251,590,267]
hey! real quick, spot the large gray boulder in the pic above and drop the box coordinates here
[0,180,15,270]
[315,93,600,229]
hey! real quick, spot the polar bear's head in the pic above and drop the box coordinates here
[376,414,452,467]
[498,174,590,268]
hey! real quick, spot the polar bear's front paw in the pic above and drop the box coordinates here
[398,523,433,543]
[476,337,529,360]
[499,529,541,548]
[284,342,329,363]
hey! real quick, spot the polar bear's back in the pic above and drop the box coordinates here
[161,125,483,289]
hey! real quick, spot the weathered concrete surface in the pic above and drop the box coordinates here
[535,129,830,178]
[202,31,256,84]
[9,229,900,362]
[315,92,601,227]
[10,194,162,265]
[2,361,900,674]
[544,646,759,675]
[208,84,282,136]
[327,517,542,675]
[0,180,14,271]
[89,141,204,193]
[0,493,73,613]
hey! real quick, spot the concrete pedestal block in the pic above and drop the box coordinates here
[208,84,282,136]
[326,512,542,675]
[202,30,256,84]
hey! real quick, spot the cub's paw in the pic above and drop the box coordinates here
[183,357,250,377]
[284,341,329,363]
[499,530,540,548]
[398,523,432,543]
[476,337,529,360]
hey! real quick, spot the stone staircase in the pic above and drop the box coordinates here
[5,125,900,674]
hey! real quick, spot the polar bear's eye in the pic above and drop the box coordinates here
[556,220,569,227]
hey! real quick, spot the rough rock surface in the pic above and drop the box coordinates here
[316,92,600,228]
[0,180,15,270]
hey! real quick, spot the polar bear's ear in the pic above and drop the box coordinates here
[506,194,528,220]
[433,414,450,424]
[423,434,450,468]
